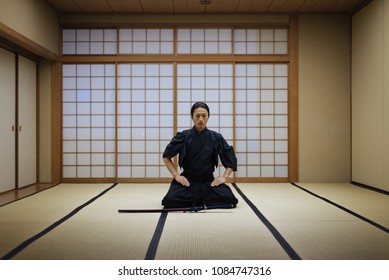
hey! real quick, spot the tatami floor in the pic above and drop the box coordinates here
[0,183,388,260]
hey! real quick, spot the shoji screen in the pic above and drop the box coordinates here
[235,64,289,179]
[117,64,174,179]
[62,64,116,178]
[61,27,291,182]
[177,63,234,178]
[176,63,289,179]
[62,29,117,55]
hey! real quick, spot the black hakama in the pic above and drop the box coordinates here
[162,127,238,208]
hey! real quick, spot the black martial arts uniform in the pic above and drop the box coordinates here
[162,127,238,208]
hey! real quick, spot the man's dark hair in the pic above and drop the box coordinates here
[191,101,210,117]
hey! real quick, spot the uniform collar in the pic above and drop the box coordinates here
[192,126,208,134]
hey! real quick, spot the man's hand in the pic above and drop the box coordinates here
[174,175,190,187]
[211,176,226,187]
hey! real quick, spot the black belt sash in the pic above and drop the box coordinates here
[182,172,214,182]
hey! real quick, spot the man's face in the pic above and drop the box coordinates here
[192,107,209,132]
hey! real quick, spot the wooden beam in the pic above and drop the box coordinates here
[0,23,58,61]
[60,54,290,63]
[289,15,299,183]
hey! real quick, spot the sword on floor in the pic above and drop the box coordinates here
[118,204,235,213]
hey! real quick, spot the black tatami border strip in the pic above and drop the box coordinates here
[291,183,389,234]
[144,212,168,260]
[1,183,118,260]
[232,183,301,260]
[351,181,389,196]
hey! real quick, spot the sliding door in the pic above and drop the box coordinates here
[0,48,16,192]
[18,55,37,187]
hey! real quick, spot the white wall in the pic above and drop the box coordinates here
[0,0,59,54]
[352,0,389,191]
[298,15,351,182]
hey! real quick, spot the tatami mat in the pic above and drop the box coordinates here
[13,184,169,260]
[237,183,389,259]
[0,183,112,257]
[297,183,389,228]
[155,185,290,260]
[1,183,388,260]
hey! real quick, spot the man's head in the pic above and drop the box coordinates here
[191,102,210,132]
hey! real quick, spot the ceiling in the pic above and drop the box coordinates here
[44,0,371,15]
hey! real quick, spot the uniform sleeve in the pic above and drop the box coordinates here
[217,134,238,171]
[162,131,187,158]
